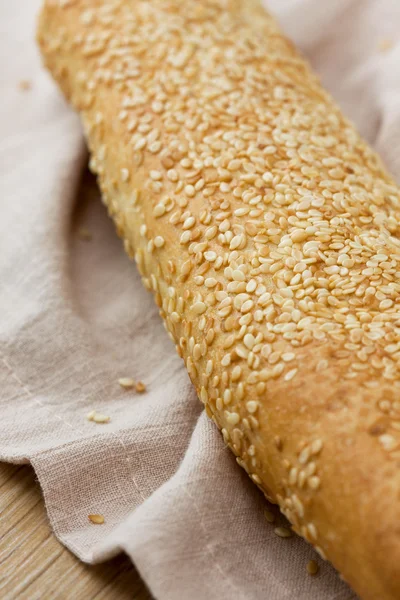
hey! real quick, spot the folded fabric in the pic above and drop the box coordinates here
[1,1,399,598]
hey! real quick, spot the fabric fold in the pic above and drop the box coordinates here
[1,1,399,598]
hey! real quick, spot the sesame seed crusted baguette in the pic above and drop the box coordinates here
[37,1,400,598]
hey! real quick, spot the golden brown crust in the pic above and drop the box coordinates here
[37,1,400,598]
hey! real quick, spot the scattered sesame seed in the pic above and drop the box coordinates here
[378,38,394,52]
[274,527,292,538]
[18,79,32,91]
[264,509,275,523]
[88,514,105,524]
[78,227,92,241]
[135,381,146,393]
[87,411,111,424]
[307,560,319,575]
[118,377,135,389]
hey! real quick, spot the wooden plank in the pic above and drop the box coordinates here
[0,463,152,600]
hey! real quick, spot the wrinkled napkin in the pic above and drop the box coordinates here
[1,1,399,598]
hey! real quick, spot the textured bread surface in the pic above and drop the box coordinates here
[37,1,400,598]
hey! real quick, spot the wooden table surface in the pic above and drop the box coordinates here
[0,462,151,600]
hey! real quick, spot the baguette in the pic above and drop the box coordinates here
[37,1,400,598]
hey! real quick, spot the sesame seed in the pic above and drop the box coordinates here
[311,439,323,455]
[378,38,393,52]
[118,377,135,389]
[184,184,196,197]
[192,301,207,315]
[307,560,319,575]
[135,381,146,393]
[200,387,208,404]
[264,509,275,523]
[274,527,292,538]
[308,476,321,490]
[154,204,166,218]
[379,434,397,451]
[120,168,129,182]
[92,412,111,424]
[224,389,232,405]
[154,236,165,248]
[18,79,32,91]
[299,447,310,465]
[241,299,254,313]
[231,366,242,381]
[78,227,92,241]
[204,251,217,262]
[230,235,242,250]
[315,546,327,560]
[380,299,393,310]
[307,523,318,540]
[291,229,308,243]
[150,170,162,181]
[244,333,255,349]
[183,216,195,229]
[284,368,297,381]
[180,231,191,244]
[88,514,105,525]
[246,401,259,413]
[289,467,298,485]
[225,411,240,426]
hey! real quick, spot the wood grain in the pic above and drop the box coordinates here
[0,462,152,600]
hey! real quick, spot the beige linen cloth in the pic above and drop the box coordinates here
[1,1,399,598]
